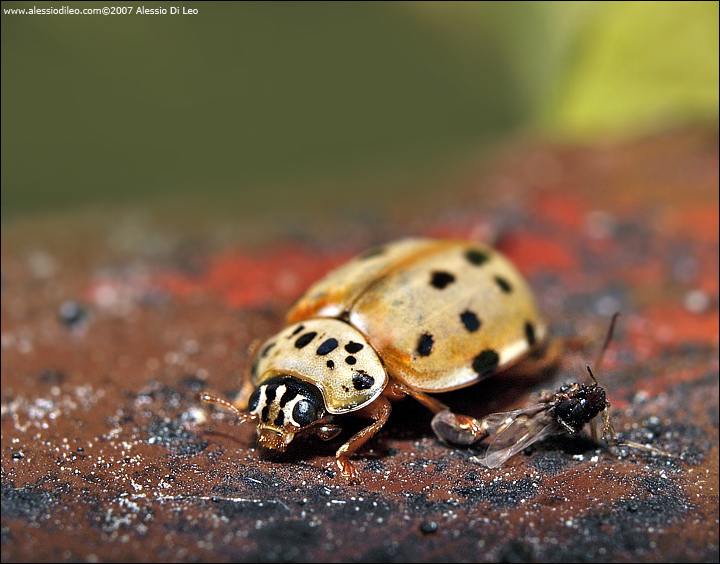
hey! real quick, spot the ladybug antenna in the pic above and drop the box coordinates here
[199,392,256,424]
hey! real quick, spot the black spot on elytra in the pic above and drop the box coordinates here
[465,249,490,266]
[494,276,512,293]
[352,372,375,390]
[290,325,305,337]
[345,341,364,354]
[326,360,335,369]
[460,310,480,332]
[525,322,536,346]
[416,333,434,356]
[430,271,455,289]
[472,349,500,376]
[316,338,338,355]
[294,332,317,349]
[345,356,357,365]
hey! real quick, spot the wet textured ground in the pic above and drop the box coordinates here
[2,128,718,562]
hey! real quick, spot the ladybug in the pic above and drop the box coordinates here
[201,238,550,480]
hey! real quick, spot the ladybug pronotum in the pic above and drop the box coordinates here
[202,238,550,480]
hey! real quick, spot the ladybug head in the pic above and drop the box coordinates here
[248,376,328,452]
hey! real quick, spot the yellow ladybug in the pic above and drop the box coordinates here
[202,238,549,480]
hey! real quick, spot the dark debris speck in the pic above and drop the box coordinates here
[454,478,538,508]
[1,481,57,521]
[146,418,208,456]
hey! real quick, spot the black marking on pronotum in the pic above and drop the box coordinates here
[465,249,490,266]
[352,372,375,390]
[316,338,339,355]
[417,333,434,357]
[524,321,536,346]
[494,276,512,293]
[345,341,364,354]
[472,349,500,377]
[290,325,305,337]
[460,310,480,332]
[430,271,455,289]
[326,360,335,369]
[258,376,324,427]
[273,410,285,426]
[260,386,274,422]
[345,356,357,365]
[294,332,317,349]
[359,245,386,260]
[260,343,275,357]
[279,386,297,407]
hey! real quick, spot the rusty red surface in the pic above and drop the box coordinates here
[2,128,718,562]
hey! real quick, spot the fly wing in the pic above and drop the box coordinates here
[478,404,548,436]
[477,405,558,468]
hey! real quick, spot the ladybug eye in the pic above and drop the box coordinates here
[292,398,319,427]
[248,388,261,412]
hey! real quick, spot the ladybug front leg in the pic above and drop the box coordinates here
[336,395,392,482]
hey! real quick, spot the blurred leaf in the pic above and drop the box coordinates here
[553,0,719,135]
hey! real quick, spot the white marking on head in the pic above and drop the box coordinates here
[250,386,268,416]
[283,394,310,429]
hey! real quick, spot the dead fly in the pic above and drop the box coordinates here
[433,313,672,467]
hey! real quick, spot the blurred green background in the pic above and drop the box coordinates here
[1,1,717,220]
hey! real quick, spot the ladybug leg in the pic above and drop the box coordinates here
[336,395,392,482]
[384,379,449,414]
[385,379,489,446]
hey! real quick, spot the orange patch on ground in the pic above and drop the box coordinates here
[535,195,589,232]
[159,245,349,308]
[662,207,719,243]
[627,307,719,354]
[497,232,578,275]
